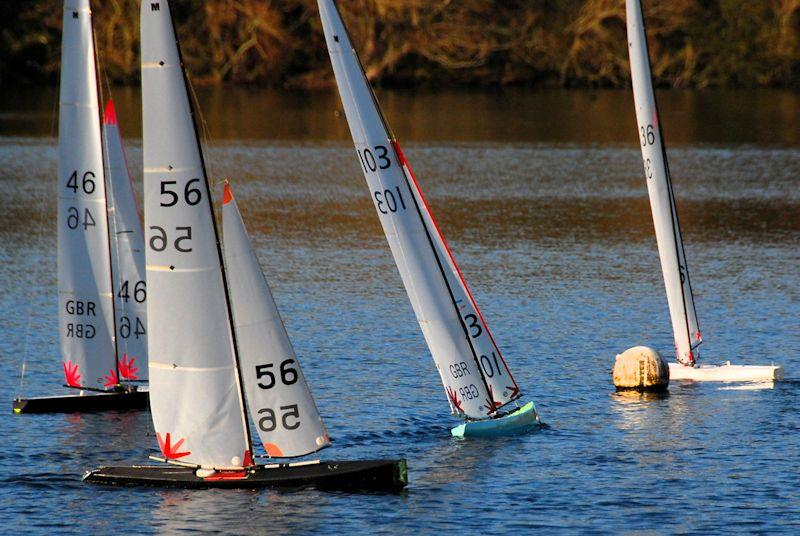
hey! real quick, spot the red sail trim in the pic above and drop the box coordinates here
[392,140,521,397]
[104,369,119,388]
[118,354,139,380]
[63,360,82,387]
[222,182,233,205]
[157,432,192,459]
[103,99,118,125]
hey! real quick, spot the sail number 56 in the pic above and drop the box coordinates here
[255,359,298,389]
[160,178,202,207]
[258,405,300,432]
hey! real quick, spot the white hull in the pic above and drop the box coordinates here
[668,361,783,382]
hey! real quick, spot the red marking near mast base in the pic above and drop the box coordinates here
[63,360,81,387]
[119,354,139,380]
[157,432,191,460]
[203,469,248,481]
[103,369,119,388]
[446,386,464,413]
[485,385,502,415]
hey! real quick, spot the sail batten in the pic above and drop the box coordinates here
[319,0,520,420]
[141,0,249,468]
[626,0,702,365]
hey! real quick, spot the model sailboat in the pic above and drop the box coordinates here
[625,0,781,382]
[13,0,148,413]
[318,0,540,437]
[84,0,405,490]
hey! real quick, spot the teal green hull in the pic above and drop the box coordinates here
[451,401,540,438]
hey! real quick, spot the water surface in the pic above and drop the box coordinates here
[1,87,799,533]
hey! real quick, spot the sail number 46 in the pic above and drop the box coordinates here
[66,170,96,194]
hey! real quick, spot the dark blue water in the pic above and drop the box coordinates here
[1,89,799,533]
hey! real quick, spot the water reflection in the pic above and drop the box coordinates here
[1,86,798,145]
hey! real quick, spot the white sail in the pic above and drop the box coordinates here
[318,0,520,419]
[58,0,117,390]
[102,99,148,383]
[142,0,250,468]
[626,0,702,365]
[222,183,330,458]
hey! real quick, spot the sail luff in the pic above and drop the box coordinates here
[319,0,520,419]
[90,16,123,386]
[626,0,701,365]
[222,183,330,458]
[141,0,249,468]
[162,0,254,458]
[390,142,497,412]
[58,0,117,391]
[393,144,522,408]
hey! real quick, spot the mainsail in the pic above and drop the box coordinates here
[142,0,250,468]
[626,0,702,365]
[318,0,520,419]
[222,183,330,458]
[102,100,148,383]
[58,0,117,390]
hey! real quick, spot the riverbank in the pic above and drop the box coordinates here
[1,0,798,89]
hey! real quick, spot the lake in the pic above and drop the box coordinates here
[1,86,798,533]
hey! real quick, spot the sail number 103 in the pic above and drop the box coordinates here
[374,186,407,214]
[357,145,391,173]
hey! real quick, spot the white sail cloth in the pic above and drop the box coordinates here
[103,100,148,383]
[222,184,330,458]
[626,0,702,365]
[58,0,117,390]
[318,0,521,420]
[142,0,249,468]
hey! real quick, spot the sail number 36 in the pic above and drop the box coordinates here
[640,124,655,146]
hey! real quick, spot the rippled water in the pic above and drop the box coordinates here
[1,88,799,533]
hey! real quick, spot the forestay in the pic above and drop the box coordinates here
[58,0,117,390]
[318,0,520,419]
[103,100,148,383]
[626,0,702,365]
[141,0,249,468]
[222,184,330,458]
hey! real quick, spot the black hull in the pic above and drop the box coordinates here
[12,391,149,414]
[83,459,407,491]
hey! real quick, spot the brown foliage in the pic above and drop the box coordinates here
[0,0,797,88]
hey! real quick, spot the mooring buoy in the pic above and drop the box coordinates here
[613,346,669,392]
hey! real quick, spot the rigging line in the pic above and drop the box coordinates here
[18,28,65,399]
[96,31,139,388]
[185,74,219,187]
[92,18,122,384]
[637,1,695,362]
[167,0,254,457]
